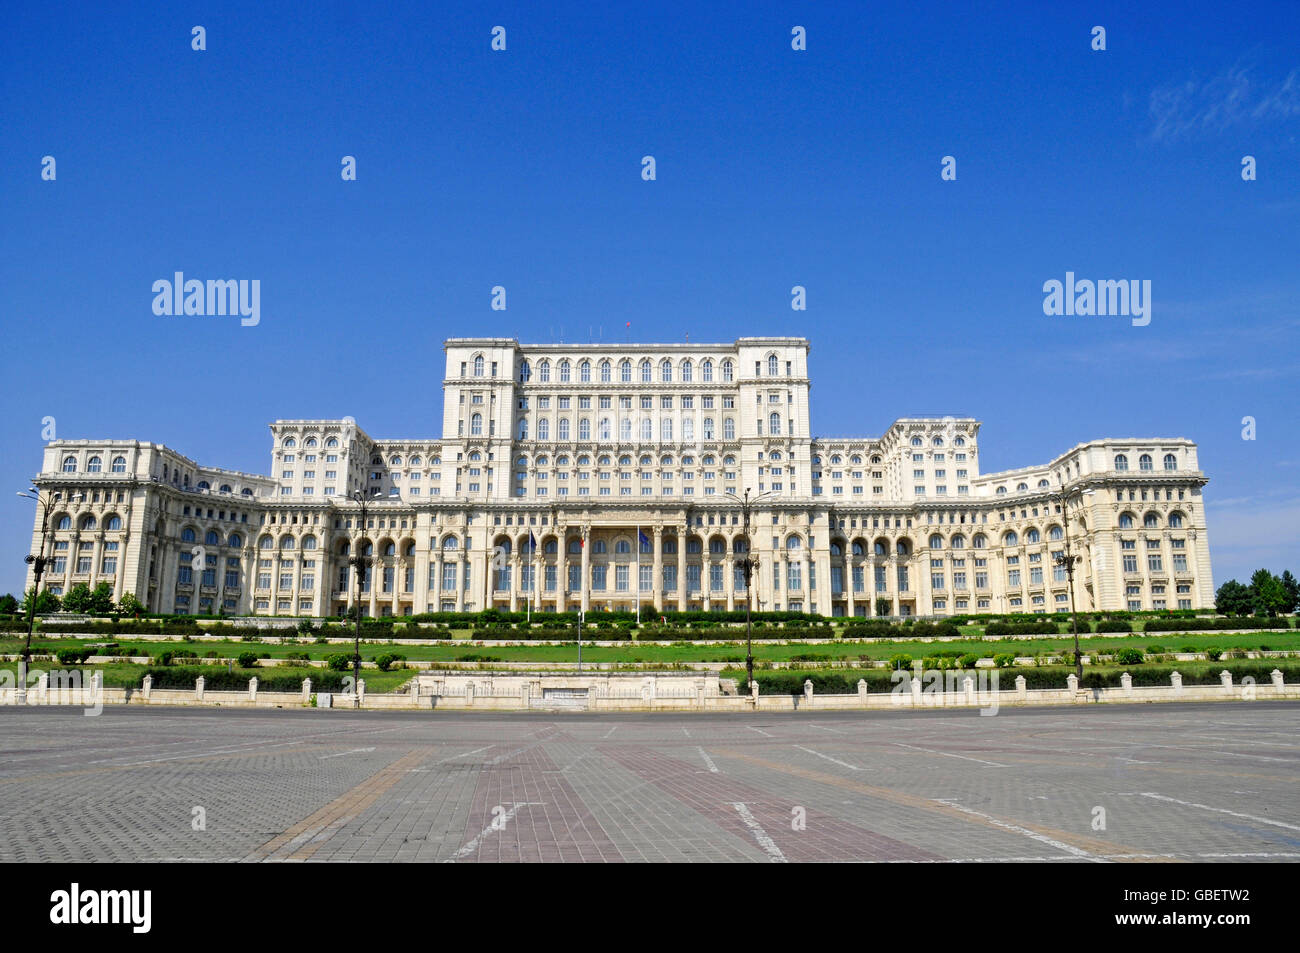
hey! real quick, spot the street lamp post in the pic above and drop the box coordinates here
[347,489,380,708]
[17,488,65,661]
[1053,482,1094,683]
[727,488,772,694]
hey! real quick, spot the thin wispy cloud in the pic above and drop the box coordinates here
[1147,65,1300,143]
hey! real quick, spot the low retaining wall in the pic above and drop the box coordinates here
[1,666,1296,713]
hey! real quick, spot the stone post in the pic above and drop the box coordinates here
[909,672,922,706]
[1219,670,1232,690]
[1170,671,1182,694]
[249,676,258,702]
[521,682,531,708]
[357,679,366,705]
[857,678,868,700]
[16,659,26,705]
[750,679,760,701]
[302,677,312,703]
[411,678,421,703]
[142,673,153,702]
[963,674,975,705]
[803,678,814,699]
[195,675,205,701]
[1271,669,1284,690]
[1015,674,1027,699]
[38,672,49,704]
[465,681,475,707]
[1066,672,1079,693]
[1120,671,1133,696]
[92,670,102,702]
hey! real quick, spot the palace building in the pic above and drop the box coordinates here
[25,337,1214,617]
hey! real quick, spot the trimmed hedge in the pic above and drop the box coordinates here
[1142,617,1290,632]
[141,666,350,692]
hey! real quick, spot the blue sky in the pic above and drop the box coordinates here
[2,1,1297,596]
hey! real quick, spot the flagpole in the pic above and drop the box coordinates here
[636,524,641,623]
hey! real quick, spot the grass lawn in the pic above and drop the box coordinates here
[0,661,415,694]
[3,630,1298,667]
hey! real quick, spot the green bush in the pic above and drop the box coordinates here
[1205,647,1224,661]
[55,647,97,665]
[236,651,260,668]
[887,653,913,670]
[1114,648,1145,665]
[1146,644,1165,654]
[1096,620,1132,633]
[325,653,354,671]
[958,653,980,669]
[993,653,1016,668]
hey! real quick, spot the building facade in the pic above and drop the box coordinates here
[24,337,1214,617]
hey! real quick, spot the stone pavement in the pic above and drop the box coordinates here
[0,703,1296,862]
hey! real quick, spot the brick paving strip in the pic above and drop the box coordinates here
[450,740,624,863]
[600,745,945,862]
[246,748,433,862]
[711,748,1166,863]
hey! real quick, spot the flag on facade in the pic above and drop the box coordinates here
[529,532,536,551]
[639,530,650,547]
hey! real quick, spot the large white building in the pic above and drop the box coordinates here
[25,337,1214,617]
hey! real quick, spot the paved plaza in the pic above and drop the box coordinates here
[1,703,1297,863]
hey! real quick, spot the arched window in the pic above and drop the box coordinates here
[1048,526,1064,541]
[470,413,483,436]
[181,528,196,542]
[641,418,653,440]
[1119,512,1135,528]
[640,359,652,382]
[1144,512,1160,528]
[661,359,672,382]
[972,534,986,549]
[911,437,923,448]
[579,418,591,441]
[57,515,71,530]
[1003,531,1018,546]
[874,541,887,556]
[681,360,693,382]
[599,360,611,382]
[896,540,911,557]
[568,538,582,554]
[767,354,778,376]
[1163,453,1177,471]
[769,412,780,435]
[559,360,571,382]
[593,540,607,554]
[1169,512,1184,528]
[538,419,550,440]
[219,484,232,494]
[442,536,459,551]
[106,516,122,531]
[996,486,1008,495]
[87,456,102,473]
[205,530,219,545]
[579,360,591,382]
[932,436,944,447]
[228,533,242,548]
[682,418,694,441]
[558,418,570,441]
[621,418,632,440]
[851,541,864,556]
[539,360,551,382]
[1038,479,1050,488]
[615,539,631,554]
[661,418,673,441]
[1017,483,1029,492]
[722,360,734,382]
[702,359,713,382]
[302,536,317,550]
[1114,454,1129,471]
[281,536,296,550]
[111,456,126,473]
[283,437,296,448]
[473,355,484,377]
[62,456,77,473]
[620,360,632,382]
[703,417,715,440]
[518,419,528,440]
[326,437,338,448]
[519,360,531,382]
[1139,454,1153,471]
[1026,528,1040,543]
[599,418,611,440]
[384,542,396,556]
[929,534,944,549]
[544,539,558,554]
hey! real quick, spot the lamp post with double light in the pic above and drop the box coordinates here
[16,488,73,661]
[726,488,773,693]
[347,488,381,707]
[1052,481,1095,683]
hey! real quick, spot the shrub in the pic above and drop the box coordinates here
[373,653,405,671]
[55,647,97,665]
[297,619,316,635]
[1096,620,1132,633]
[958,653,980,669]
[1145,644,1165,655]
[887,653,913,670]
[993,653,1016,668]
[325,653,354,671]
[1205,647,1224,661]
[1114,648,1145,665]
[236,651,260,668]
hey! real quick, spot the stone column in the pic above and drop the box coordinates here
[676,526,687,611]
[652,527,664,612]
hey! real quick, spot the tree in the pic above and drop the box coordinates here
[119,592,145,617]
[20,587,61,615]
[1249,569,1289,617]
[60,582,93,613]
[87,582,115,614]
[1280,570,1300,614]
[1214,579,1252,616]
[0,593,17,616]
